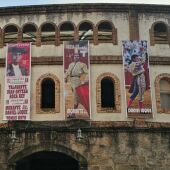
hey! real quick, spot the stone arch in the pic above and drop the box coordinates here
[58,21,76,31]
[155,73,170,113]
[58,21,76,42]
[149,21,170,45]
[77,20,95,30]
[3,23,20,44]
[96,20,117,44]
[39,22,58,45]
[96,20,116,30]
[8,144,88,170]
[77,20,95,41]
[3,23,20,32]
[21,22,38,32]
[39,21,57,31]
[36,73,60,113]
[21,22,38,44]
[2,23,20,32]
[96,72,121,113]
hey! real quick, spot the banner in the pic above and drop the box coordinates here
[122,40,152,118]
[64,41,90,119]
[4,43,31,120]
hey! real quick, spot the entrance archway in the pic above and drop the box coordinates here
[16,151,79,170]
[8,144,88,170]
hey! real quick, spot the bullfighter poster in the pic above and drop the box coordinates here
[4,43,31,120]
[64,41,90,119]
[122,40,153,118]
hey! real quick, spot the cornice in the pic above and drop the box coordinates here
[0,3,170,16]
[0,56,170,66]
[1,120,170,132]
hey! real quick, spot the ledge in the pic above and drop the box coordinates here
[0,56,170,66]
[2,120,170,132]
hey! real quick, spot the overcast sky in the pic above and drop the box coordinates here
[0,0,170,7]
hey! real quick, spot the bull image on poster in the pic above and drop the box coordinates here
[64,41,90,119]
[4,43,31,121]
[122,40,152,118]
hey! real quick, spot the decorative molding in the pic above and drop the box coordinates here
[1,56,170,66]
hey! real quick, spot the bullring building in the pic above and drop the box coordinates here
[0,3,169,170]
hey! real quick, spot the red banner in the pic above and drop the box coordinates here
[64,41,90,119]
[4,43,31,121]
[122,40,153,118]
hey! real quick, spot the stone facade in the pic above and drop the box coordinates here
[0,121,170,170]
[0,3,170,170]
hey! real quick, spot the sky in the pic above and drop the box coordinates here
[0,0,170,7]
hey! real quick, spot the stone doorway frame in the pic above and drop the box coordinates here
[8,144,88,170]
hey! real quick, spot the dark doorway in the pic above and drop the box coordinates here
[16,151,79,170]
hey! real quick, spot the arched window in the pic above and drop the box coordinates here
[154,23,168,43]
[41,78,55,109]
[36,73,60,113]
[96,73,121,113]
[155,73,170,113]
[160,79,170,109]
[22,24,37,42]
[101,78,115,108]
[59,22,74,42]
[4,25,18,43]
[98,21,112,41]
[41,23,55,43]
[78,22,93,41]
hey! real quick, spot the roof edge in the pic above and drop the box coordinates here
[0,3,170,15]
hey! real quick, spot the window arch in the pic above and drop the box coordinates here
[160,79,170,109]
[155,73,170,113]
[36,73,60,113]
[22,23,37,42]
[59,22,75,42]
[40,22,56,44]
[96,73,121,113]
[78,21,94,41]
[150,22,169,45]
[101,77,115,108]
[3,24,19,44]
[41,78,55,109]
[97,20,117,44]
